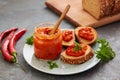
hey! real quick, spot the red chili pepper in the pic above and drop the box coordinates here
[9,28,27,57]
[1,31,17,63]
[0,27,18,48]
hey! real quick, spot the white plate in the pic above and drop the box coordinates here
[23,44,100,75]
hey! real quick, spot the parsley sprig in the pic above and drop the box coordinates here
[73,42,82,51]
[26,35,33,45]
[95,38,115,62]
[47,61,58,69]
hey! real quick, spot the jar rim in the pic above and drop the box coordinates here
[34,26,61,40]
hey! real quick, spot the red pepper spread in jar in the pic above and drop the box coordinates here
[34,24,62,60]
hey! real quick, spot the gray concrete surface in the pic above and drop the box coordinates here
[0,0,120,80]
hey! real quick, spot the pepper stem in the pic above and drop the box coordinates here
[12,52,17,58]
[11,56,17,63]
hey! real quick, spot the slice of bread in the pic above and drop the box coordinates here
[62,29,75,46]
[61,44,94,64]
[82,0,115,19]
[75,26,98,45]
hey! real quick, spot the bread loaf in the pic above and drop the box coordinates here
[82,0,120,19]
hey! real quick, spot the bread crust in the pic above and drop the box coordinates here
[100,0,107,18]
[61,44,94,64]
[113,0,120,14]
[105,0,114,15]
[75,26,98,45]
[100,0,115,18]
[99,0,120,17]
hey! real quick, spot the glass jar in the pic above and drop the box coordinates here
[33,23,62,60]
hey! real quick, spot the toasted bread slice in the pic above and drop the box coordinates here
[75,26,98,45]
[62,29,75,46]
[61,44,94,64]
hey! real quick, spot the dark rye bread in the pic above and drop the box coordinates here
[82,0,120,19]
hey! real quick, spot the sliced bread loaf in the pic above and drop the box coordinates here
[82,0,119,19]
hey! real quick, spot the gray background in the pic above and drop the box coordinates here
[0,0,120,80]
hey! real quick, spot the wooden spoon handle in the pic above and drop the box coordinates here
[49,4,70,34]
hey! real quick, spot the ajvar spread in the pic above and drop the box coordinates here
[78,27,94,41]
[33,24,62,60]
[66,44,87,57]
[62,30,73,42]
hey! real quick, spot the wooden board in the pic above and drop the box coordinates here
[45,0,120,28]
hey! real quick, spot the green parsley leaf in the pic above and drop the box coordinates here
[26,35,33,45]
[47,61,58,69]
[95,38,115,62]
[73,42,82,51]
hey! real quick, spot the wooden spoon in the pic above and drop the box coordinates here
[49,4,70,35]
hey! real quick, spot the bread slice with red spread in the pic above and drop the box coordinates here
[75,26,98,45]
[61,43,94,64]
[62,29,75,46]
